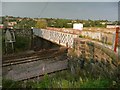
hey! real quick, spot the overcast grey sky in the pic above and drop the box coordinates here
[2,2,118,21]
[1,0,120,2]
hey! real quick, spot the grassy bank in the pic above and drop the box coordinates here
[2,70,120,89]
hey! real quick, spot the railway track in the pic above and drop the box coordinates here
[2,47,68,67]
[3,47,68,81]
[21,69,68,82]
[3,55,61,67]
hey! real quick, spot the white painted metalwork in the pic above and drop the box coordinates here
[33,28,78,48]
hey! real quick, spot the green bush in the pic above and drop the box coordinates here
[14,36,30,52]
[79,35,84,38]
[2,35,31,54]
[2,79,22,88]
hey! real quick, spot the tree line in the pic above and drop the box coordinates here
[2,16,119,29]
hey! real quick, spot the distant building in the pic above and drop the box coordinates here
[100,22,106,25]
[18,19,22,21]
[67,23,72,25]
[106,24,120,29]
[0,24,4,29]
[8,22,17,27]
[72,20,77,23]
[73,23,83,30]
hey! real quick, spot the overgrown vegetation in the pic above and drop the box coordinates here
[32,71,113,88]
[3,16,118,29]
[14,36,31,52]
[2,49,120,88]
[46,18,108,28]
[2,69,120,88]
[2,56,120,88]
[2,30,31,54]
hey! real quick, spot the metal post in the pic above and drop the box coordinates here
[31,27,33,50]
[11,42,14,53]
[5,42,7,54]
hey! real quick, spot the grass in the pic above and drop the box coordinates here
[2,70,119,88]
[2,79,23,88]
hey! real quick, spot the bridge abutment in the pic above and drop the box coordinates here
[68,38,119,80]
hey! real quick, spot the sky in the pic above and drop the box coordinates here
[1,0,120,2]
[1,2,119,21]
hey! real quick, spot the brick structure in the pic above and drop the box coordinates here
[74,38,91,60]
[73,38,117,63]
[68,38,118,79]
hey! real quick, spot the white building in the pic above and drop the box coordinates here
[73,23,83,30]
[0,24,4,29]
[106,25,120,29]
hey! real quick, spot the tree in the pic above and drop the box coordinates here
[35,19,47,29]
[14,18,36,29]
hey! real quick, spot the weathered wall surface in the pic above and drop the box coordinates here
[73,38,117,62]
[68,38,119,80]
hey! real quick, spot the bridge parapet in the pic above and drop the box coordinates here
[33,29,78,48]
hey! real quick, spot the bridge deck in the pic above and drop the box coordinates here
[33,28,78,48]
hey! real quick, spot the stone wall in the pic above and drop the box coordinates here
[68,38,119,80]
[73,38,117,62]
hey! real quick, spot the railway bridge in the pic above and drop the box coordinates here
[3,28,79,81]
[33,28,78,48]
[3,28,120,81]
